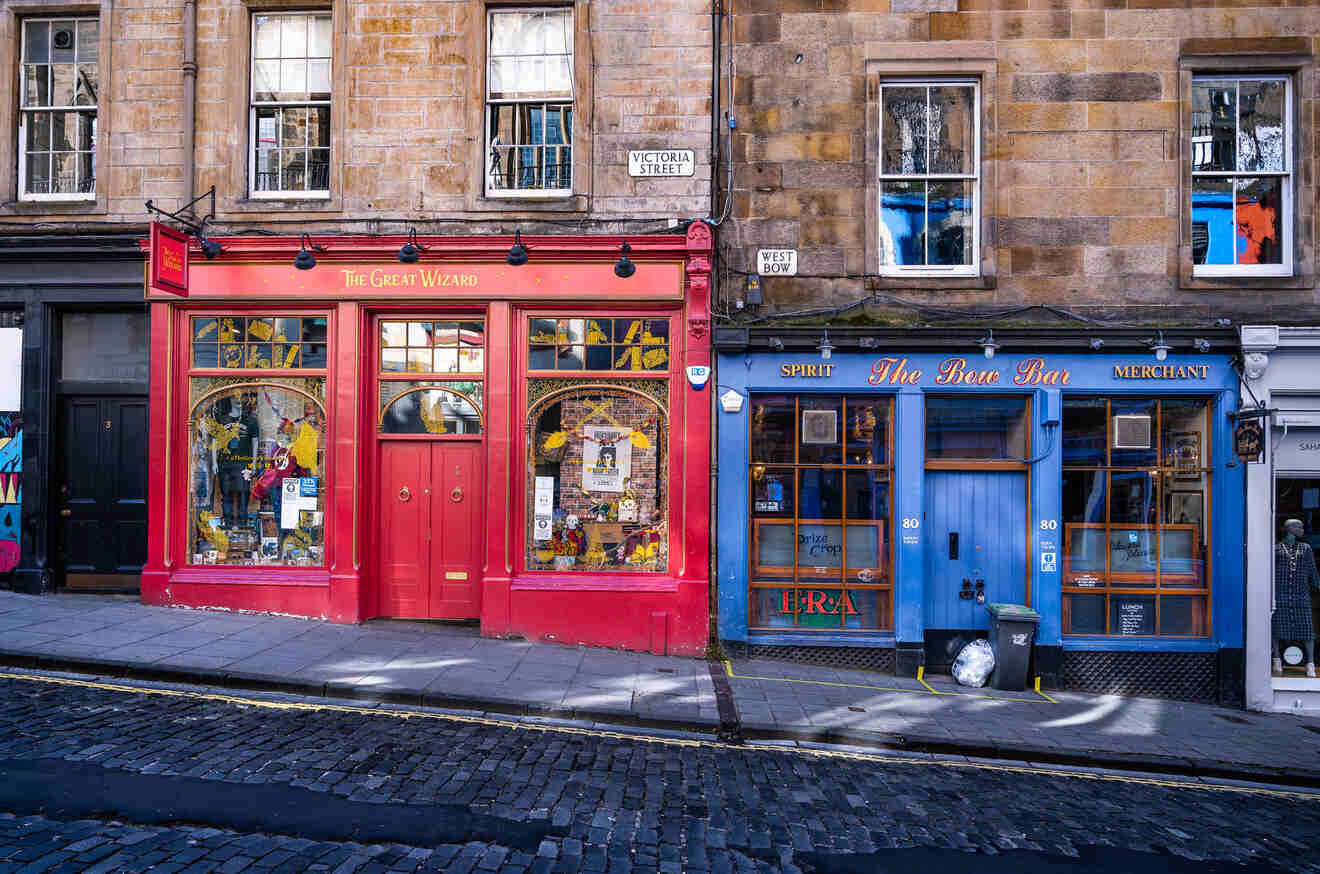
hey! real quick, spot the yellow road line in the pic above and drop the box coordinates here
[1,669,1314,801]
[732,660,1056,705]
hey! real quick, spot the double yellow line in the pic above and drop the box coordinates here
[724,659,1058,703]
[2,669,1314,801]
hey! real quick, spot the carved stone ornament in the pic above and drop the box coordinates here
[1243,351,1270,381]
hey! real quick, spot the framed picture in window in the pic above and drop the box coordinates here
[1171,431,1201,480]
[1167,491,1204,527]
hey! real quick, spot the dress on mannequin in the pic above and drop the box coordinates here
[1272,519,1320,676]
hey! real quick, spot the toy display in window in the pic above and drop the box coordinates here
[211,393,259,528]
[1273,518,1320,677]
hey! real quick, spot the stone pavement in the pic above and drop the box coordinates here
[2,590,1319,784]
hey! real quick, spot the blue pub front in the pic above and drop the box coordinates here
[714,328,1244,703]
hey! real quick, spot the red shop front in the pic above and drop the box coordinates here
[140,225,713,655]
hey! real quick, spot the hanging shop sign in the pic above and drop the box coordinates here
[149,221,190,296]
[756,249,797,276]
[1234,420,1264,463]
[627,150,695,177]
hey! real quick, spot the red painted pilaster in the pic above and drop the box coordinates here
[328,301,362,622]
[480,301,514,635]
[140,301,174,604]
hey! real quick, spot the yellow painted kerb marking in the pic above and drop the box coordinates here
[731,660,1056,705]
[2,670,1315,801]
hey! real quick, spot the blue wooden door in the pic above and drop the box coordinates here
[923,470,1028,630]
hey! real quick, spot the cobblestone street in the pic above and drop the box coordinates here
[0,671,1317,873]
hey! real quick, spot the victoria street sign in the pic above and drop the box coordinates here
[628,150,695,177]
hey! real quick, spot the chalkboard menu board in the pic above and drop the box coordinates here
[1111,596,1156,636]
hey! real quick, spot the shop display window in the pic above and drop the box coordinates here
[1272,476,1320,676]
[748,395,893,631]
[188,378,327,566]
[192,316,327,370]
[1061,397,1212,637]
[529,318,669,372]
[925,395,1028,460]
[527,383,668,572]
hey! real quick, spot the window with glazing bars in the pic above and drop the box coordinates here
[250,12,332,196]
[486,8,573,196]
[877,80,979,275]
[20,18,98,199]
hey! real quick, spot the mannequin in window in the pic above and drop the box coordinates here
[214,395,259,529]
[1272,518,1320,677]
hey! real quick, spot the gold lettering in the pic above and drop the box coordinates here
[781,364,792,377]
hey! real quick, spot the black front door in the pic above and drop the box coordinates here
[56,396,148,589]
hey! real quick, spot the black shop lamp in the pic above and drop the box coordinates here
[294,233,324,271]
[397,228,426,264]
[506,231,528,266]
[614,240,636,279]
[199,232,223,260]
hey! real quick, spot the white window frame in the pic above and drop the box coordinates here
[876,79,980,278]
[247,10,332,200]
[18,16,98,202]
[1191,74,1293,278]
[484,7,574,200]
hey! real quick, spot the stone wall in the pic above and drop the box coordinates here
[721,1,1319,322]
[1,0,713,229]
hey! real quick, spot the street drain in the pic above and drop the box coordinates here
[848,706,865,713]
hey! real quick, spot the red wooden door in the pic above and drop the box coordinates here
[377,442,483,619]
[430,442,483,619]
[378,442,430,618]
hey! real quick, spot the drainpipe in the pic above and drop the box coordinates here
[182,0,197,210]
[710,0,721,219]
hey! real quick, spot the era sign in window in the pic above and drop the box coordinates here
[250,12,332,197]
[486,8,573,197]
[878,81,979,275]
[20,18,99,199]
[1191,76,1291,276]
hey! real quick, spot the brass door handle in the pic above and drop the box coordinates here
[60,509,72,517]
[450,487,463,503]
[398,486,411,502]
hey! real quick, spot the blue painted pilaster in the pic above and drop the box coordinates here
[1032,389,1063,646]
[715,355,750,643]
[1212,387,1244,649]
[893,388,925,644]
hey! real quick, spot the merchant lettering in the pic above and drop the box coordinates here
[1113,364,1210,380]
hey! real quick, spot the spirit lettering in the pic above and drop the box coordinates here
[868,356,921,386]
[780,363,835,378]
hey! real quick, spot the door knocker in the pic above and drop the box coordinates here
[398,486,412,502]
[450,487,463,503]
